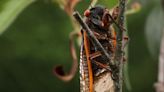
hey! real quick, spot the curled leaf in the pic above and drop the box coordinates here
[53,31,80,81]
[53,65,76,82]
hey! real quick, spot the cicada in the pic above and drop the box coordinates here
[77,5,119,92]
[54,5,123,92]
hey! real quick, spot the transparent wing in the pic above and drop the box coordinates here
[79,40,90,92]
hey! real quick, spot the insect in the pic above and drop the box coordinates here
[75,5,120,92]
[54,5,125,92]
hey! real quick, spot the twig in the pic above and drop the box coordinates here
[114,0,126,92]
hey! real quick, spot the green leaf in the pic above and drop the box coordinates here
[145,6,164,58]
[0,0,35,35]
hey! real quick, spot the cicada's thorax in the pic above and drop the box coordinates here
[80,5,117,92]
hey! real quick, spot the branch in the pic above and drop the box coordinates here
[114,0,126,92]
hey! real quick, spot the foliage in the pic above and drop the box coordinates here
[145,4,164,59]
[0,0,35,35]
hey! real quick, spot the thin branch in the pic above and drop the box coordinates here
[114,0,126,92]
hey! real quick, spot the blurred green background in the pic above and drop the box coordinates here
[0,0,162,92]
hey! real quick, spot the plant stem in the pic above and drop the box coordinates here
[114,0,126,92]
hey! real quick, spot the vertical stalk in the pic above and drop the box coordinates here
[114,0,126,92]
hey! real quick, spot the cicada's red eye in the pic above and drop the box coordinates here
[84,9,90,17]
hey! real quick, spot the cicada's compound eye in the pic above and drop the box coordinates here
[84,9,90,17]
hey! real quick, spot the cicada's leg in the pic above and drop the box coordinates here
[53,31,81,82]
[112,6,119,21]
[89,51,112,72]
[89,51,102,60]
[102,6,126,32]
[92,60,112,72]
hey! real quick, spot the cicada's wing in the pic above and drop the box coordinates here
[79,38,90,92]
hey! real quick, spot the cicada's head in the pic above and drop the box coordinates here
[84,5,108,28]
[84,5,105,20]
